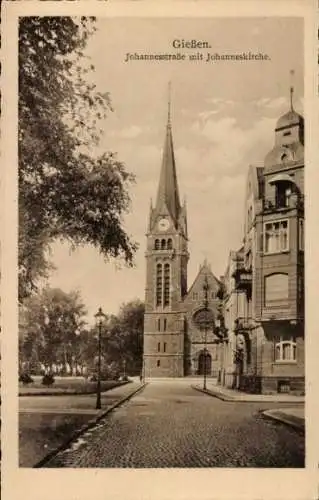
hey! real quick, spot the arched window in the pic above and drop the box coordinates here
[157,318,160,331]
[157,342,160,352]
[155,239,160,250]
[156,264,163,306]
[164,342,167,353]
[265,273,289,306]
[164,263,170,306]
[157,360,161,367]
[163,318,167,331]
[167,238,173,250]
[161,239,166,250]
[274,336,296,362]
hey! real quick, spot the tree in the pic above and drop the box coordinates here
[19,17,137,301]
[106,300,145,375]
[19,287,87,373]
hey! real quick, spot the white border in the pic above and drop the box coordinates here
[2,1,318,499]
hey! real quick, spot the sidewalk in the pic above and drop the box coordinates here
[20,381,146,467]
[262,407,305,432]
[192,382,304,403]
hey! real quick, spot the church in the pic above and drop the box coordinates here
[142,102,223,378]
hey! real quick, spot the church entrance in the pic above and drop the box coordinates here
[198,352,212,375]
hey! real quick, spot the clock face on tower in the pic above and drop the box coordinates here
[157,218,170,232]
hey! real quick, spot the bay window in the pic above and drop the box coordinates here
[264,220,289,253]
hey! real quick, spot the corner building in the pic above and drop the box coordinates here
[143,108,222,378]
[223,97,305,394]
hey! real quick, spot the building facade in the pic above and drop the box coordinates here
[143,107,222,378]
[220,97,305,394]
[143,89,305,391]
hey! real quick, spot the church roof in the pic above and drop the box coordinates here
[155,109,181,224]
[186,260,221,298]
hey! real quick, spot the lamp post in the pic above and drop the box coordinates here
[94,307,106,410]
[203,275,209,391]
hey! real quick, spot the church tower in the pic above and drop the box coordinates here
[143,92,188,378]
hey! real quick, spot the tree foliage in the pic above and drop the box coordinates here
[19,17,137,300]
[106,300,145,374]
[19,287,87,373]
[19,293,145,377]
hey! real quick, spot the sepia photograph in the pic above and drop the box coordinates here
[1,4,308,484]
[15,14,306,470]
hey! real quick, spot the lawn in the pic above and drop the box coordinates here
[19,412,93,467]
[19,376,128,396]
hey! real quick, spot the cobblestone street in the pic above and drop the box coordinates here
[45,381,304,468]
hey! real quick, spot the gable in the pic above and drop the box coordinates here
[184,264,221,306]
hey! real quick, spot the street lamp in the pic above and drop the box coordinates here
[94,307,106,410]
[202,275,210,391]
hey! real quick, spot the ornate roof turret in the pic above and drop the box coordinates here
[264,70,304,170]
[275,70,304,131]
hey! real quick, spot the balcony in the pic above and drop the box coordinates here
[263,193,304,214]
[232,266,252,293]
[234,317,252,334]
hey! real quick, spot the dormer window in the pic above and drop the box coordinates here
[161,239,166,250]
[155,239,160,250]
[167,238,173,250]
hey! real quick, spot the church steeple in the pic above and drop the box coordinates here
[289,69,295,111]
[155,84,181,224]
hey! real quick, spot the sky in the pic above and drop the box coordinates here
[47,16,304,323]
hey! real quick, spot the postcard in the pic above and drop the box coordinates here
[1,1,318,499]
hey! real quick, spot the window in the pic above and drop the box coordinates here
[163,318,167,331]
[157,318,160,331]
[245,250,252,270]
[275,183,291,208]
[167,238,173,250]
[164,263,170,306]
[274,336,296,362]
[248,206,252,228]
[164,342,167,353]
[264,220,288,253]
[299,219,304,251]
[157,360,160,367]
[157,342,160,352]
[161,239,166,250]
[156,264,163,306]
[265,273,289,306]
[155,239,160,250]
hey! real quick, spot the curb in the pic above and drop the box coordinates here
[33,382,147,468]
[262,410,305,434]
[192,384,237,402]
[19,381,129,397]
[191,385,304,404]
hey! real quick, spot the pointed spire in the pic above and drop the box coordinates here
[289,69,295,111]
[168,81,172,127]
[155,83,181,224]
